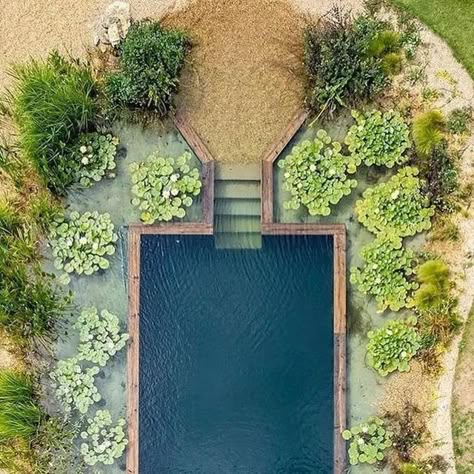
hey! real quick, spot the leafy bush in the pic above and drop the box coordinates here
[367,316,421,376]
[412,109,445,156]
[70,132,119,187]
[345,109,411,167]
[355,167,434,237]
[8,52,97,193]
[447,106,472,135]
[278,129,357,216]
[51,358,101,415]
[350,235,418,312]
[80,410,127,466]
[106,20,189,115]
[130,151,202,224]
[342,416,393,465]
[303,9,389,117]
[49,211,118,275]
[75,307,129,367]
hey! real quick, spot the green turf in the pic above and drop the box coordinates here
[390,0,474,78]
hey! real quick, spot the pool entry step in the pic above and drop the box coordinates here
[214,163,262,249]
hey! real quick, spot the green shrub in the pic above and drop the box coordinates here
[278,129,357,216]
[412,109,445,156]
[0,371,34,404]
[345,109,410,167]
[350,234,418,312]
[303,9,389,117]
[447,106,472,135]
[342,416,393,465]
[413,259,449,309]
[130,151,202,224]
[106,20,189,115]
[80,410,127,466]
[49,211,118,276]
[367,316,421,376]
[8,52,97,193]
[356,167,434,237]
[367,30,401,57]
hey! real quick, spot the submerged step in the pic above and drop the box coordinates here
[214,181,260,199]
[215,198,261,217]
[214,232,262,250]
[215,163,261,181]
[215,215,261,233]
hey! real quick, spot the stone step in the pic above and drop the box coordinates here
[215,163,261,181]
[214,181,260,199]
[215,198,261,217]
[215,215,261,234]
[215,232,262,250]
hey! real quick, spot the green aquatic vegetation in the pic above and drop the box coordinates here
[367,316,421,376]
[75,307,129,367]
[342,416,393,465]
[355,167,434,237]
[70,132,119,187]
[278,129,358,216]
[8,51,97,194]
[106,20,189,115]
[51,358,101,415]
[345,109,411,168]
[130,151,202,224]
[49,211,118,275]
[412,109,445,156]
[350,234,418,312]
[80,410,127,466]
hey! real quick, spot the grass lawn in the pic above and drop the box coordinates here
[390,0,474,78]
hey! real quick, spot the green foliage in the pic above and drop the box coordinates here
[75,307,129,367]
[367,30,401,57]
[80,410,127,466]
[412,109,445,156]
[345,109,410,167]
[8,52,97,193]
[350,234,418,312]
[106,20,189,115]
[27,192,62,234]
[49,211,118,275]
[413,259,449,311]
[278,129,357,216]
[303,9,389,117]
[0,371,34,404]
[70,132,119,187]
[447,106,472,135]
[367,316,421,376]
[51,358,101,415]
[342,416,393,465]
[355,167,434,237]
[130,151,202,224]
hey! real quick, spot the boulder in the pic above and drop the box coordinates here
[94,1,131,49]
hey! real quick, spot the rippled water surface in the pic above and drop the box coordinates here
[139,235,334,473]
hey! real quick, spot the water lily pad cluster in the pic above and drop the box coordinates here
[71,132,119,187]
[345,109,411,168]
[51,358,101,414]
[367,316,421,376]
[278,129,358,216]
[350,235,418,312]
[356,167,434,237]
[49,211,118,275]
[130,151,202,224]
[75,307,129,367]
[342,417,393,465]
[80,410,128,466]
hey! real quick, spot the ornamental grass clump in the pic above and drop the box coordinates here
[130,151,202,224]
[412,109,445,156]
[345,109,411,167]
[355,167,434,237]
[49,211,118,275]
[70,132,119,187]
[342,416,393,465]
[51,358,101,415]
[80,410,127,466]
[367,316,421,376]
[350,234,418,312]
[106,20,189,115]
[278,129,358,216]
[75,307,129,367]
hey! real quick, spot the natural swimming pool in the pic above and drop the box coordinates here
[137,234,335,473]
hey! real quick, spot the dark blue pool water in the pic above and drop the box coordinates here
[139,235,334,474]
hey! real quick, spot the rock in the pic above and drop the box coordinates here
[107,23,121,47]
[93,1,131,49]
